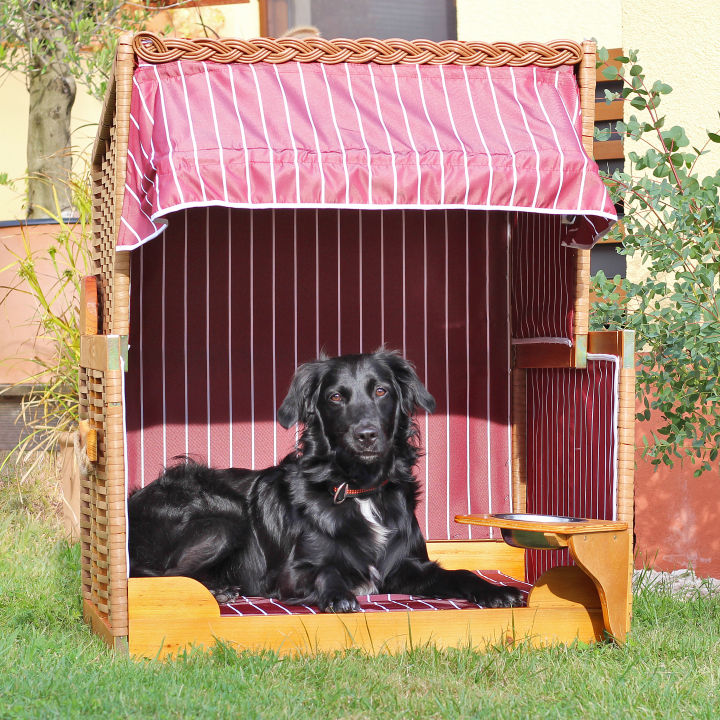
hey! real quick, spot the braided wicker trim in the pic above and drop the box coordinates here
[132,32,583,67]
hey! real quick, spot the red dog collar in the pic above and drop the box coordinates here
[333,479,390,504]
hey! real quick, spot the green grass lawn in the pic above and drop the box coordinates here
[1,457,720,719]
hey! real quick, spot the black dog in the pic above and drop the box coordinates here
[128,350,523,612]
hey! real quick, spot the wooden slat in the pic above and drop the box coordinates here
[527,566,601,609]
[514,343,575,369]
[454,514,628,535]
[426,539,525,580]
[595,100,624,122]
[593,139,624,160]
[79,277,99,336]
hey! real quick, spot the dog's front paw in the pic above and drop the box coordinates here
[210,587,241,604]
[320,591,361,613]
[475,585,524,609]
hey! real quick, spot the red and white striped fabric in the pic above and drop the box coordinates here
[217,572,531,616]
[511,213,576,345]
[124,207,514,541]
[119,60,615,250]
[524,355,619,583]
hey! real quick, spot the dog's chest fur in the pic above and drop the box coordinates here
[352,497,390,595]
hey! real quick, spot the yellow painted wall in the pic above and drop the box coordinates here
[621,0,720,282]
[457,0,621,47]
[0,2,260,221]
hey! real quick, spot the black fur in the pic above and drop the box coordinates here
[128,350,523,612]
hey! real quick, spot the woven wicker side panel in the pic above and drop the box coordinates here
[104,370,128,636]
[79,368,109,617]
[91,123,117,334]
[79,369,92,600]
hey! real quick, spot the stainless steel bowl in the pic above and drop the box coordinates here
[491,513,587,549]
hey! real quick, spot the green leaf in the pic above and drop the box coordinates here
[630,96,647,110]
[708,131,720,143]
[602,65,619,80]
[630,64,643,76]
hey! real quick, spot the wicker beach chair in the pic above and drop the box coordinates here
[79,33,634,658]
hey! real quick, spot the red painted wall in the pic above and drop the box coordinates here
[634,404,720,579]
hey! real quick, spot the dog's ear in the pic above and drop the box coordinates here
[378,350,436,415]
[277,360,324,428]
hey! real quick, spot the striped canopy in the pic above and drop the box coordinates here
[119,59,616,249]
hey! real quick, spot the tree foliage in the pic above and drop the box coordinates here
[593,48,720,475]
[0,1,152,101]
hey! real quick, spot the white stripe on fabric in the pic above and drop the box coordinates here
[440,66,470,205]
[556,70,588,212]
[345,65,372,204]
[487,67,517,207]
[485,211,493,530]
[162,232,167,466]
[241,597,268,615]
[416,65,444,204]
[274,65,301,204]
[315,209,320,357]
[297,63,326,204]
[466,210,471,538]
[402,210,406,355]
[534,68,565,210]
[133,76,155,125]
[228,208,233,466]
[139,245,145,487]
[272,209,277,464]
[184,211,189,455]
[510,68,540,208]
[228,66,253,204]
[359,210,363,351]
[588,354,620,521]
[445,210,451,539]
[392,66,422,204]
[267,598,293,615]
[322,65,350,204]
[337,210,341,354]
[250,64,277,204]
[120,215,143,244]
[423,211,429,537]
[178,62,207,202]
[463,66,494,206]
[381,211,385,344]
[203,63,228,203]
[506,214,513,513]
[124,180,156,230]
[368,65,397,204]
[116,203,616,252]
[250,210,255,469]
[206,209,211,464]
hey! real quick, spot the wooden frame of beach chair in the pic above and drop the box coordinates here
[78,34,634,658]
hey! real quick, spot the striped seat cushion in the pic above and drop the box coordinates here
[218,571,530,616]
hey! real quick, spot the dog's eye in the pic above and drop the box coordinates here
[329,393,342,403]
[375,387,387,397]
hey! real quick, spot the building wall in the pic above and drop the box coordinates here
[457,0,621,47]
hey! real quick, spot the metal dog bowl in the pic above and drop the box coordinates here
[491,513,587,549]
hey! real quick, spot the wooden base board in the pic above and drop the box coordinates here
[129,605,605,659]
[125,574,605,659]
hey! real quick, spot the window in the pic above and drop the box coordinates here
[262,0,457,41]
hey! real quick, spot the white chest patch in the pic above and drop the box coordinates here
[352,498,390,596]
[356,498,390,549]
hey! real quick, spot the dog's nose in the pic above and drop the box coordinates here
[354,426,379,447]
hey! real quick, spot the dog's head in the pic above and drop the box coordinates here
[278,350,435,463]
